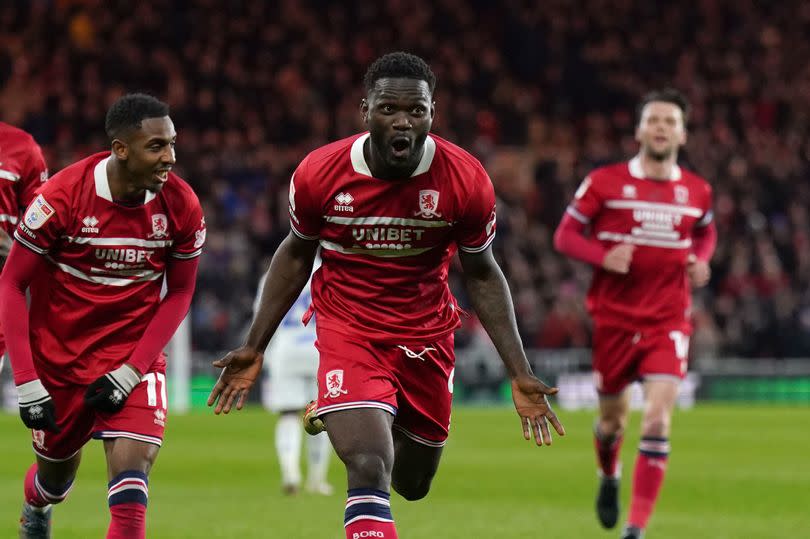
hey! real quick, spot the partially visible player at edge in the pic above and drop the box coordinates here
[208,52,564,539]
[0,94,205,539]
[0,122,49,372]
[554,89,716,539]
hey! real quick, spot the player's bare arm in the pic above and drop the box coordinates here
[208,231,319,414]
[458,247,565,446]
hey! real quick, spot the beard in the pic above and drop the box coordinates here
[645,146,674,162]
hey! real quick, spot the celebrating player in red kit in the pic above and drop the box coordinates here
[554,89,716,539]
[0,122,48,370]
[0,94,205,539]
[208,52,565,539]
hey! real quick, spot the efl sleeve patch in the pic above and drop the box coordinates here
[23,194,56,230]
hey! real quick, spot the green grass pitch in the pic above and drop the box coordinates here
[1,405,807,538]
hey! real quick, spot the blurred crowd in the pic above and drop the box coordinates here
[1,0,809,358]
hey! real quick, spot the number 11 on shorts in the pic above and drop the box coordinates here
[143,372,167,410]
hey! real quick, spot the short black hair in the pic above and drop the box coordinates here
[636,88,689,125]
[363,52,436,94]
[105,93,170,140]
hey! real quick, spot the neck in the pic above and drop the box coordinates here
[106,157,146,202]
[637,151,678,180]
[364,137,423,180]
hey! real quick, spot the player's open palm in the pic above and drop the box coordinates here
[208,346,264,415]
[511,376,565,446]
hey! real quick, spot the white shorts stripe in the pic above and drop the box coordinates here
[93,431,163,447]
[392,424,447,448]
[316,401,397,417]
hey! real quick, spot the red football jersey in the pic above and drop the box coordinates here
[14,152,205,385]
[0,122,48,235]
[289,133,497,344]
[567,157,713,332]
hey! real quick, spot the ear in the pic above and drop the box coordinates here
[430,100,436,120]
[111,139,128,160]
[360,99,369,124]
[634,125,642,144]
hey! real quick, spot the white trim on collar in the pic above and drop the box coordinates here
[350,133,436,178]
[94,156,156,204]
[628,156,681,181]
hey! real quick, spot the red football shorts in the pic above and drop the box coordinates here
[315,327,455,448]
[592,325,690,395]
[31,367,168,461]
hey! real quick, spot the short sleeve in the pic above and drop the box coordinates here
[288,157,321,240]
[456,169,497,253]
[19,141,49,208]
[171,190,206,259]
[14,183,68,256]
[567,175,602,224]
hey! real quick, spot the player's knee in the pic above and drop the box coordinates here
[598,416,626,435]
[392,475,433,501]
[641,416,670,438]
[343,451,393,486]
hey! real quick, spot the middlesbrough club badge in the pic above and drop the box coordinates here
[323,369,348,399]
[415,189,442,218]
[150,214,168,238]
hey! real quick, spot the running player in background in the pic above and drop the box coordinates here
[0,94,205,539]
[209,52,564,539]
[0,122,48,371]
[254,257,333,496]
[554,89,716,539]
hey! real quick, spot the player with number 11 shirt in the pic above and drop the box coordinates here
[0,94,204,539]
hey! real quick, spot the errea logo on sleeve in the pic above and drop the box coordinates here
[24,194,55,230]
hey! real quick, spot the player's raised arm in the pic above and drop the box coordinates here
[208,231,318,414]
[458,247,565,446]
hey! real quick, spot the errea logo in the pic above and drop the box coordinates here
[334,192,354,212]
[82,216,99,234]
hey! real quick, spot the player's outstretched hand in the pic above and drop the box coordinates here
[602,243,635,274]
[84,364,142,414]
[511,375,565,447]
[16,379,61,432]
[686,254,711,287]
[208,346,264,415]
